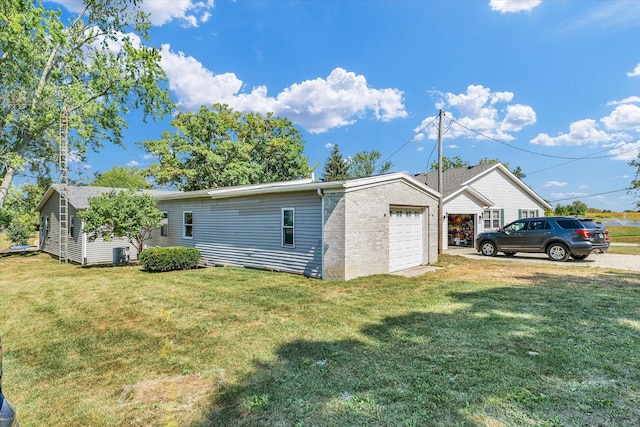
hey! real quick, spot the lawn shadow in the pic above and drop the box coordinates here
[197,271,640,426]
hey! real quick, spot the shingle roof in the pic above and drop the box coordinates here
[38,184,179,211]
[413,162,498,197]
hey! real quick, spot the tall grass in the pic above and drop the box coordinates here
[1,252,639,426]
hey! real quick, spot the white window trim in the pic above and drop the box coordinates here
[282,208,295,248]
[183,211,193,239]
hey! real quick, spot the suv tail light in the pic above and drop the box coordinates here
[576,229,590,239]
[605,230,610,241]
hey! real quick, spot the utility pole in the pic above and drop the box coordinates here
[437,109,444,255]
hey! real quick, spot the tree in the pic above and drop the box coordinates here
[631,154,640,209]
[91,166,152,189]
[429,156,470,171]
[142,104,311,190]
[321,145,350,181]
[0,181,48,245]
[554,200,587,216]
[79,190,162,255]
[0,0,174,210]
[347,150,392,178]
[478,157,526,179]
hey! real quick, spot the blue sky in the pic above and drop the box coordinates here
[49,0,640,211]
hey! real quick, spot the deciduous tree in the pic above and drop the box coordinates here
[348,150,392,178]
[0,0,173,210]
[142,104,311,190]
[79,190,162,255]
[91,166,152,189]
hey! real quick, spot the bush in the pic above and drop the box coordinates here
[139,247,201,272]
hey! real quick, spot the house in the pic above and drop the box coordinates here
[35,185,177,265]
[414,162,552,250]
[36,173,440,280]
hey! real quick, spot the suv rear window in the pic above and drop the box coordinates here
[556,219,583,229]
[579,219,602,229]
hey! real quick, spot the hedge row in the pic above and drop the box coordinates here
[139,247,201,272]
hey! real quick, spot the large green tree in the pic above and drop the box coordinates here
[79,189,162,255]
[142,104,311,190]
[0,0,173,210]
[478,157,526,179]
[348,150,392,178]
[91,166,152,189]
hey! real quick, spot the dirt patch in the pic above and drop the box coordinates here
[119,374,212,412]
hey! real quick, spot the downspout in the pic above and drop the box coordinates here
[317,188,324,279]
[81,220,87,266]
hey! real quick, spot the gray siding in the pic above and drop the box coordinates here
[38,191,138,265]
[154,191,323,278]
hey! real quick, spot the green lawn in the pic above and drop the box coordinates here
[1,252,639,426]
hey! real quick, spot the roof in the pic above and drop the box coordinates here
[414,163,497,196]
[154,172,440,201]
[36,173,441,210]
[414,162,552,210]
[35,184,179,212]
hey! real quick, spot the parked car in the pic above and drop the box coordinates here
[476,216,610,261]
[0,338,18,427]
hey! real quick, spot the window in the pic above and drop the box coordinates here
[69,215,74,237]
[483,209,501,229]
[528,220,549,230]
[519,209,537,218]
[282,208,294,247]
[183,211,193,238]
[160,212,168,237]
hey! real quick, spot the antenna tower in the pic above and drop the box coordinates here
[58,98,69,263]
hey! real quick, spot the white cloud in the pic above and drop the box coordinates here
[160,44,243,109]
[601,104,640,131]
[501,104,537,132]
[579,185,589,189]
[415,85,536,142]
[324,143,334,149]
[544,181,568,188]
[142,0,214,27]
[550,192,589,200]
[51,0,214,28]
[160,46,407,133]
[530,119,612,146]
[628,63,640,77]
[607,96,640,106]
[607,141,640,161]
[127,160,140,167]
[489,0,541,14]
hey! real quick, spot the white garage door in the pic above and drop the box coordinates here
[389,208,424,272]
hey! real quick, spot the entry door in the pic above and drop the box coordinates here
[389,209,424,272]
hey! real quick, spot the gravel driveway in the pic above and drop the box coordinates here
[446,246,640,272]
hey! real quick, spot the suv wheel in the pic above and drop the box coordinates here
[547,243,569,262]
[480,241,497,257]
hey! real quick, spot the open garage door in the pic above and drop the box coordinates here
[389,208,424,272]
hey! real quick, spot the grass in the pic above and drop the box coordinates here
[1,252,639,426]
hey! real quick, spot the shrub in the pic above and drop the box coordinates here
[139,247,201,272]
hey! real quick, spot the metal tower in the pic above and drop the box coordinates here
[58,99,69,263]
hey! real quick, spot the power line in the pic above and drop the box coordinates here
[450,118,640,161]
[548,187,633,203]
[377,116,439,169]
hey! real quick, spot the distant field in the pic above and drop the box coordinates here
[606,225,640,244]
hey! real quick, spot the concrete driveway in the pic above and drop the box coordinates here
[445,245,640,272]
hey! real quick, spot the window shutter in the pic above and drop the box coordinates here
[518,209,523,218]
[535,209,539,217]
[500,209,505,226]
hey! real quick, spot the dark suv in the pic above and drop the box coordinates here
[0,338,18,427]
[476,216,610,261]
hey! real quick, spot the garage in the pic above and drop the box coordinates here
[389,208,424,272]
